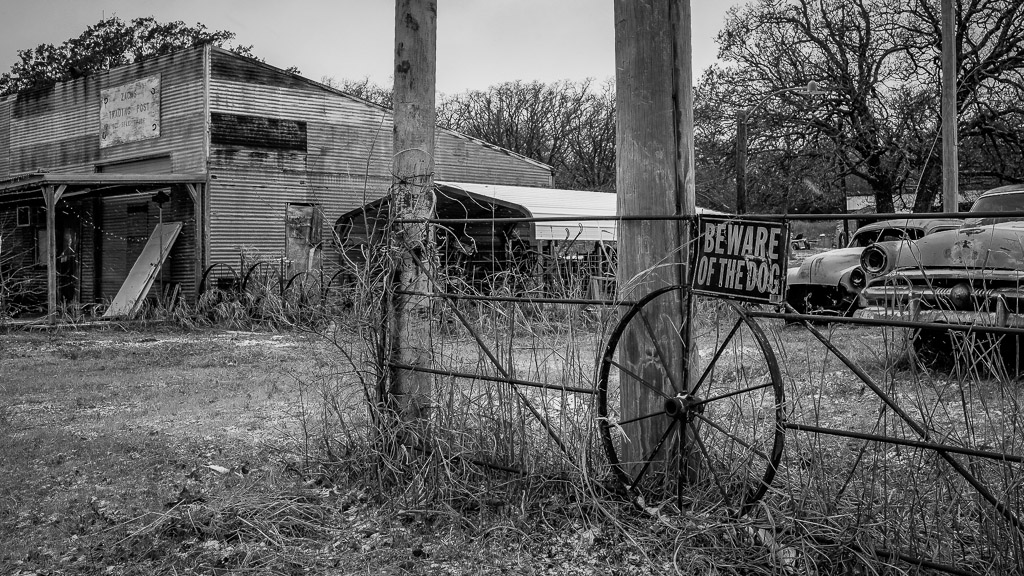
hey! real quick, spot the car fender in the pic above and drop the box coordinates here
[787,247,864,287]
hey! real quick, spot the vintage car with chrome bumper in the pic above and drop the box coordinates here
[856,184,1024,326]
[786,218,961,315]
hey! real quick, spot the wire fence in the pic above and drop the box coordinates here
[4,201,1024,573]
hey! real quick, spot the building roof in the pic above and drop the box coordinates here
[437,181,722,242]
[207,46,554,178]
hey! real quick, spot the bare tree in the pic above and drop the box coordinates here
[703,0,1024,213]
[438,79,617,191]
[323,76,395,110]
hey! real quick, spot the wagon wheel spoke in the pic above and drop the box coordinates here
[692,381,774,410]
[637,309,686,394]
[691,317,744,395]
[608,358,672,401]
[617,410,668,428]
[628,420,679,492]
[687,420,735,511]
[691,411,770,462]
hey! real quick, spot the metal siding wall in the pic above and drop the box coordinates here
[205,49,550,269]
[74,199,96,303]
[0,98,10,177]
[98,196,129,299]
[433,131,553,187]
[92,189,195,301]
[5,47,207,175]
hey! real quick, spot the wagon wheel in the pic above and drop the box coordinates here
[597,285,785,517]
[241,261,281,314]
[284,271,324,315]
[198,263,239,297]
[324,268,357,313]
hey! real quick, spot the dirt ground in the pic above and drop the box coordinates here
[0,325,674,576]
[0,327,313,573]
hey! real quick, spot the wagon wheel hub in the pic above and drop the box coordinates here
[664,394,702,420]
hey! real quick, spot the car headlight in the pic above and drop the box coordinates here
[850,267,866,289]
[861,245,888,274]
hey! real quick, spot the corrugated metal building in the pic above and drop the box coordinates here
[0,45,552,316]
[334,182,723,299]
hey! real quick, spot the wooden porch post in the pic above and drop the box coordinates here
[42,185,66,322]
[186,183,204,299]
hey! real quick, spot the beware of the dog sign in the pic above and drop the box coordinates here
[692,216,789,304]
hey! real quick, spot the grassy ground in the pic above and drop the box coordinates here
[0,327,310,574]
[0,324,690,575]
[3,311,1022,575]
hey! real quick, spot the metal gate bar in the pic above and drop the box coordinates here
[787,310,1024,533]
[785,422,1024,464]
[404,250,572,456]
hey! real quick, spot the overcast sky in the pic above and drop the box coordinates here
[0,0,744,94]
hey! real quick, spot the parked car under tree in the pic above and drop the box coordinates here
[785,218,962,315]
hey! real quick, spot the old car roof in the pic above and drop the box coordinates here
[855,218,962,234]
[978,183,1024,198]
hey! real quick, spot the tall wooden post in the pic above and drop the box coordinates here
[735,109,748,214]
[614,0,697,475]
[941,0,958,212]
[42,184,66,324]
[390,0,436,434]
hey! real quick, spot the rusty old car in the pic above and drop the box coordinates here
[785,218,962,315]
[857,184,1024,330]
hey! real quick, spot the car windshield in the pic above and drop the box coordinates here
[848,227,921,247]
[967,191,1024,225]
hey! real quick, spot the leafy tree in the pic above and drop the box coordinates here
[702,0,1024,214]
[0,16,257,95]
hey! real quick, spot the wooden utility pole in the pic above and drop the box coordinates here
[735,109,748,214]
[390,0,436,434]
[941,0,958,212]
[614,0,696,475]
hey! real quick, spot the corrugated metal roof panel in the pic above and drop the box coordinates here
[437,181,723,241]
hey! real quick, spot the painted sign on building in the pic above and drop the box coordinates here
[692,216,789,304]
[100,74,161,148]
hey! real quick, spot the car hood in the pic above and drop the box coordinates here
[882,221,1024,271]
[788,247,864,285]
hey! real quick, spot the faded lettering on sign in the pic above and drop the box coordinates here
[692,217,789,304]
[100,74,161,148]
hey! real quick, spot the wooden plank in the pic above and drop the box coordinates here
[44,186,57,322]
[103,221,183,317]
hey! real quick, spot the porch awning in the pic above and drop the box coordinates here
[0,172,208,203]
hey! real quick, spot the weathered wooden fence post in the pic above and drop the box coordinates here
[390,0,437,436]
[614,0,697,478]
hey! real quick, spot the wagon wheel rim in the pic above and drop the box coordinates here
[597,285,786,517]
[199,263,239,298]
[325,268,356,312]
[284,271,324,313]
[241,261,279,314]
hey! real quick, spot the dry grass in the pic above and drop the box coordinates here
[4,236,1024,574]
